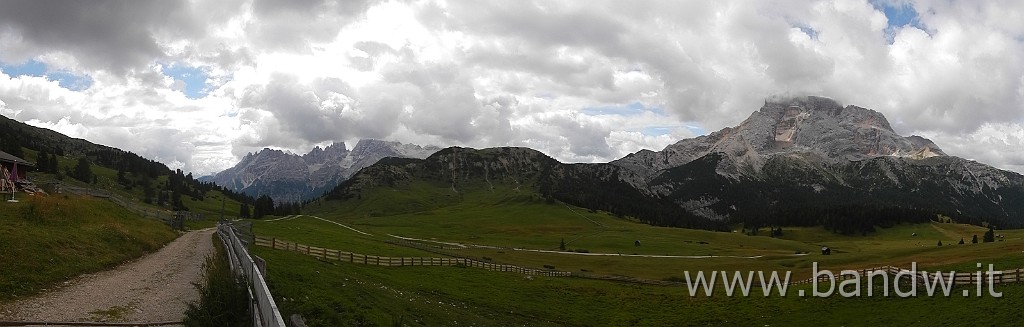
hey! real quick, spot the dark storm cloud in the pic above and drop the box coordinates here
[0,1,206,72]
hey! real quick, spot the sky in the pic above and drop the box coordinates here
[0,0,1022,176]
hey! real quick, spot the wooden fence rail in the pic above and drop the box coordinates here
[220,225,286,327]
[254,236,572,277]
[256,236,1024,288]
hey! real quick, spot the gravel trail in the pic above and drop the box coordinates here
[0,228,215,325]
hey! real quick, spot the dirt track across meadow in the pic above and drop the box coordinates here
[0,228,215,325]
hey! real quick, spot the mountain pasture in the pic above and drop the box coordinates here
[250,183,1024,325]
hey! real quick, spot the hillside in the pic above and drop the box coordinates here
[320,97,1024,232]
[0,114,251,219]
[322,147,723,229]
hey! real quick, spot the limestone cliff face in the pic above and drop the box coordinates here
[607,96,1023,224]
[614,96,946,184]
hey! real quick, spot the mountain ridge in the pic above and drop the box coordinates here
[204,139,441,202]
[323,96,1024,232]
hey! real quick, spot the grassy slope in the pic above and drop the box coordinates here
[0,194,178,302]
[257,246,1024,327]
[250,178,1024,325]
[22,148,243,230]
[267,181,1024,280]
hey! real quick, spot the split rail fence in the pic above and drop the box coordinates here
[254,236,572,277]
[256,235,1024,288]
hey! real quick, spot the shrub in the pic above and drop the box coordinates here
[183,236,252,327]
[984,227,995,243]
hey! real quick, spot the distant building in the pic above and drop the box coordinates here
[0,150,33,181]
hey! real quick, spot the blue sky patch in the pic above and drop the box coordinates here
[0,59,94,91]
[161,63,210,99]
[870,0,928,43]
[581,102,666,116]
[797,26,819,40]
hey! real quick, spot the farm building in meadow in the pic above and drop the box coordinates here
[0,150,33,181]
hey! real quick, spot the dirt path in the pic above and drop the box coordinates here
[0,228,215,325]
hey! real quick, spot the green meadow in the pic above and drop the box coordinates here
[248,182,1024,325]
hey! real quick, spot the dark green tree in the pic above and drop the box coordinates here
[937,240,943,246]
[958,238,965,245]
[972,235,979,244]
[36,149,50,173]
[48,154,58,173]
[171,191,185,211]
[253,195,274,219]
[0,137,23,158]
[72,157,93,182]
[117,166,129,186]
[239,202,251,219]
[559,238,566,251]
[984,226,995,243]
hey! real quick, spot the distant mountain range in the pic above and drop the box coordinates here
[202,140,440,202]
[5,95,1023,232]
[326,96,1024,232]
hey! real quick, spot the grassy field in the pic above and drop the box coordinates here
[258,184,1024,280]
[255,246,1024,326]
[0,194,178,302]
[243,180,1024,325]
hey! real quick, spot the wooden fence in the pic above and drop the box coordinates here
[257,236,1024,288]
[790,265,1024,286]
[254,236,572,277]
[220,225,286,327]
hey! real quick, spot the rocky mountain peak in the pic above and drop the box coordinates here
[613,96,946,181]
[303,142,349,165]
[208,139,439,202]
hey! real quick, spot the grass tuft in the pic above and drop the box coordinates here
[183,234,252,327]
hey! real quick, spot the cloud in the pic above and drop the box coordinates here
[0,0,1022,177]
[922,122,1024,173]
[0,1,203,73]
[246,0,373,51]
